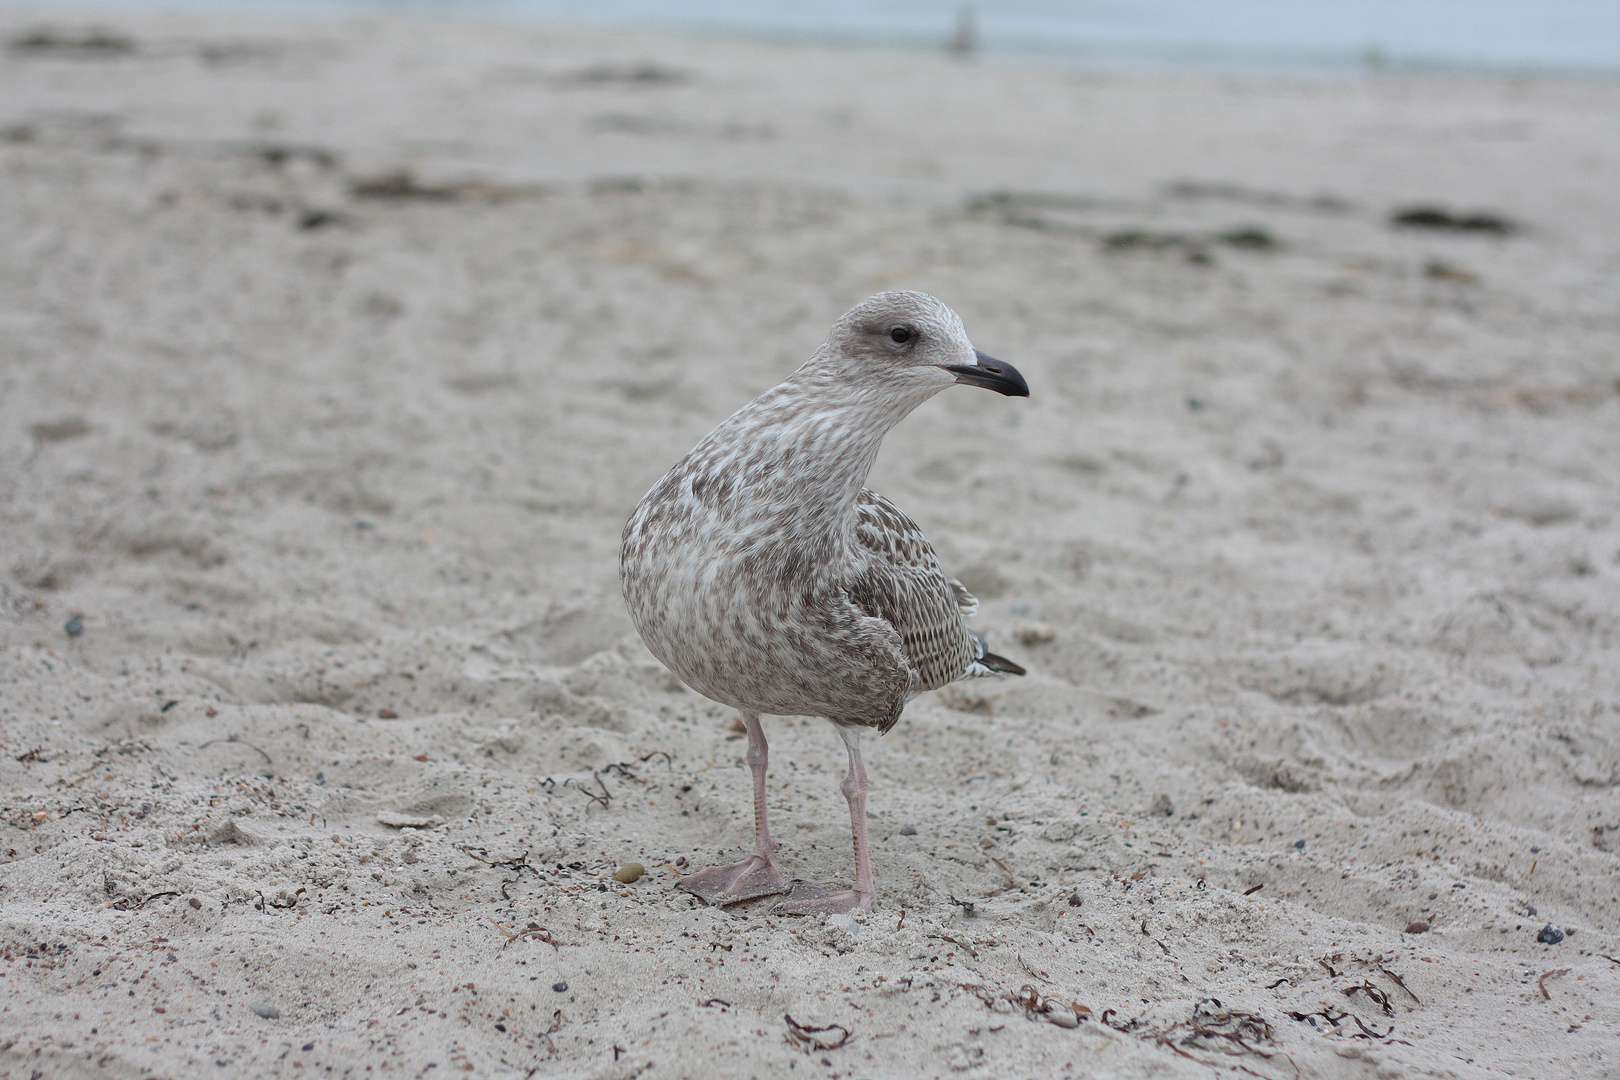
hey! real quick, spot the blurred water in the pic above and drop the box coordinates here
[40,0,1620,76]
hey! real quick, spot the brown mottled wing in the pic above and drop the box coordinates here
[846,489,978,694]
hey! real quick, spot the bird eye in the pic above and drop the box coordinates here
[889,327,912,344]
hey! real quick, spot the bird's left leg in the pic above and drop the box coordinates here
[677,711,789,905]
[776,722,876,915]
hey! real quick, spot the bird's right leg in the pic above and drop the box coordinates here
[677,711,789,905]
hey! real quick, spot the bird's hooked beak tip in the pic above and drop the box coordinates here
[942,350,1030,397]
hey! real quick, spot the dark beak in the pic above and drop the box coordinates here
[942,350,1029,397]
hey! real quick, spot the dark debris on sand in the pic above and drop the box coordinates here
[1392,206,1517,235]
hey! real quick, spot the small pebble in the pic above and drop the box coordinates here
[1293,840,1306,851]
[613,862,644,883]
[249,1003,280,1019]
[64,615,84,637]
[1017,622,1056,645]
[899,824,918,836]
[1067,891,1083,907]
[1537,924,1564,945]
[377,709,398,719]
[1405,920,1430,934]
[552,981,568,993]
[188,897,202,910]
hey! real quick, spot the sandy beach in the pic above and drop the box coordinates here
[2,7,1618,1078]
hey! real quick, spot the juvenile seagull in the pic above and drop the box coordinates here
[620,292,1028,914]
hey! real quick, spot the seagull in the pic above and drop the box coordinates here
[620,291,1028,914]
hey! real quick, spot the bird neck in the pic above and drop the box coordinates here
[695,366,936,545]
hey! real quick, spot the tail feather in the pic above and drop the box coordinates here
[979,650,1026,676]
[963,631,1028,678]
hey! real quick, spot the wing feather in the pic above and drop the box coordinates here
[846,489,982,692]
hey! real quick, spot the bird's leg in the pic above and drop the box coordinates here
[776,722,875,916]
[677,711,789,905]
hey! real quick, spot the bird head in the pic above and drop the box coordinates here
[823,291,1028,400]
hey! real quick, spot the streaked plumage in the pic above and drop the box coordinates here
[620,291,1028,913]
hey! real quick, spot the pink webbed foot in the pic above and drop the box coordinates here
[677,855,788,906]
[772,881,874,916]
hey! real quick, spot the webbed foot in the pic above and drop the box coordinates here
[771,881,873,916]
[677,855,787,906]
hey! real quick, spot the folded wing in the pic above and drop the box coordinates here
[846,489,1025,695]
